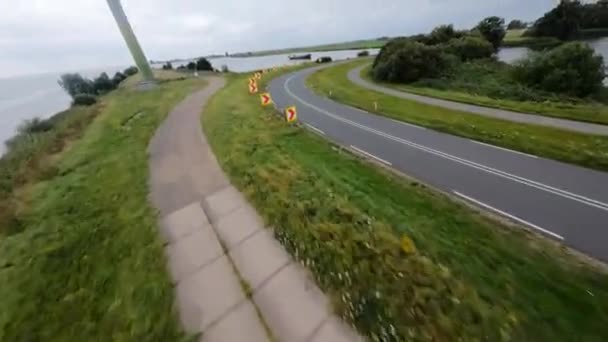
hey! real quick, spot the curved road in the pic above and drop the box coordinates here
[348,64,608,136]
[269,64,608,262]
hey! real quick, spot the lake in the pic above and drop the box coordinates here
[0,48,378,154]
[498,37,608,64]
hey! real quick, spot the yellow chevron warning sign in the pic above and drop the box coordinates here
[285,106,297,123]
[260,93,273,106]
[249,82,258,94]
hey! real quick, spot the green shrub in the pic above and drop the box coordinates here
[446,37,494,61]
[195,58,213,71]
[123,66,139,76]
[72,94,97,106]
[112,72,127,86]
[428,24,464,45]
[58,73,95,98]
[161,62,173,70]
[92,72,115,94]
[373,39,454,83]
[17,118,54,135]
[186,62,196,70]
[513,42,605,97]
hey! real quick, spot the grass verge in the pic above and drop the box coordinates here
[306,60,608,171]
[360,62,608,126]
[202,68,608,341]
[0,77,206,340]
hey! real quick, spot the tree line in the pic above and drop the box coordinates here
[58,66,139,106]
[373,15,605,98]
[527,0,608,40]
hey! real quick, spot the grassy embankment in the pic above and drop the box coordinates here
[306,60,608,171]
[360,61,608,125]
[0,74,205,340]
[202,68,608,341]
[502,29,562,48]
[230,39,388,57]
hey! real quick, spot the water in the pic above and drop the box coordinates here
[498,37,608,64]
[0,48,377,154]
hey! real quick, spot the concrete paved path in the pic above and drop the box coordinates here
[148,77,362,341]
[348,64,608,136]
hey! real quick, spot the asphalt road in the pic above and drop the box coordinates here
[269,64,608,262]
[348,64,608,136]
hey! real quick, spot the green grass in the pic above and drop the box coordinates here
[362,61,608,125]
[307,60,608,171]
[503,30,562,48]
[230,39,388,57]
[202,69,608,341]
[0,77,206,340]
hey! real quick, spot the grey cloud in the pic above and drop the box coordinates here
[0,0,554,77]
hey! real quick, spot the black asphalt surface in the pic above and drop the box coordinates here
[268,64,608,262]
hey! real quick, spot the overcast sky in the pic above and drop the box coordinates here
[0,0,555,78]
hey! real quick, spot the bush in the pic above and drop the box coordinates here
[123,66,139,76]
[17,118,54,135]
[372,39,454,83]
[186,62,196,70]
[161,62,173,70]
[446,36,494,61]
[513,42,605,97]
[427,24,464,45]
[507,19,527,30]
[112,72,127,86]
[58,73,95,98]
[475,16,506,50]
[195,58,213,71]
[72,94,97,106]
[92,72,115,94]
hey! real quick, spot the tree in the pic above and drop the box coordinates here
[372,39,454,83]
[186,61,196,70]
[446,37,494,61]
[427,24,463,45]
[162,62,173,70]
[475,16,506,51]
[92,72,115,94]
[123,66,139,76]
[527,0,582,40]
[58,73,95,98]
[112,72,127,86]
[195,58,213,71]
[513,42,605,97]
[507,20,527,30]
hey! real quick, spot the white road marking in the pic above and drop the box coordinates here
[305,123,325,135]
[387,118,427,130]
[453,191,564,240]
[284,75,608,212]
[469,140,538,159]
[350,145,392,166]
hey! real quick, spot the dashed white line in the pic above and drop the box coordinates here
[283,75,608,212]
[469,140,538,159]
[453,191,564,241]
[350,145,392,166]
[304,123,325,135]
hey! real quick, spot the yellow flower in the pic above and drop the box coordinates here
[401,235,417,255]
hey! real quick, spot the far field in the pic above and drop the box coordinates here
[229,38,389,57]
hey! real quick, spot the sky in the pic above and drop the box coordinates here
[0,0,556,78]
